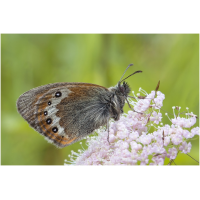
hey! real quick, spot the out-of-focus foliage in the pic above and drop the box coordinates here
[1,34,199,165]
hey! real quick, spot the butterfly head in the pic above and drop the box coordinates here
[107,64,142,121]
[117,81,131,97]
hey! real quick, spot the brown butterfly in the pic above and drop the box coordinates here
[17,64,142,148]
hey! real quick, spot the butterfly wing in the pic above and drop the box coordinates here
[17,83,111,148]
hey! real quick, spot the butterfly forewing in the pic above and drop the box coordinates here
[17,83,110,148]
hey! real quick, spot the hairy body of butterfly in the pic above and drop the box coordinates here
[17,82,131,148]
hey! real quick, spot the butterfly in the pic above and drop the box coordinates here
[17,64,142,148]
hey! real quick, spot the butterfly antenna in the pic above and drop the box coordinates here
[120,70,142,84]
[119,63,134,83]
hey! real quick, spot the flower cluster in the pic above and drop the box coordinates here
[65,88,199,165]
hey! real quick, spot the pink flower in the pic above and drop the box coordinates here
[184,117,196,128]
[152,155,165,165]
[151,143,166,154]
[191,127,199,136]
[179,141,192,154]
[138,152,149,165]
[117,129,129,139]
[150,111,162,124]
[137,133,153,145]
[130,141,142,152]
[163,136,170,146]
[109,134,116,143]
[146,91,156,99]
[171,134,183,145]
[182,130,194,139]
[168,147,178,160]
[143,145,153,155]
[134,99,150,112]
[153,96,164,109]
[172,117,196,128]
[126,131,139,143]
[157,91,165,100]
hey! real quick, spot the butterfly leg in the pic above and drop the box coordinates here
[106,119,110,145]
[125,98,143,114]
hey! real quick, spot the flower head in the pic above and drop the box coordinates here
[65,88,199,165]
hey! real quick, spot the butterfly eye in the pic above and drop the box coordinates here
[48,101,51,105]
[120,86,125,94]
[55,91,62,97]
[52,127,58,133]
[46,118,52,124]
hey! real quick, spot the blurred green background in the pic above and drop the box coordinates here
[1,34,199,165]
